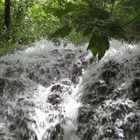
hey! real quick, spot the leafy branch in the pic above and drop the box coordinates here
[122,14,140,27]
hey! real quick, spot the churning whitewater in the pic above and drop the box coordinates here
[0,39,140,140]
[0,40,90,140]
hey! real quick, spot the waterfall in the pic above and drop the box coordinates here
[77,40,140,140]
[0,40,91,140]
[0,39,140,140]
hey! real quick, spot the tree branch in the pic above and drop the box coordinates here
[122,14,140,27]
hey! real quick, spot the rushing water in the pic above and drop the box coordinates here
[0,40,91,140]
[0,39,140,140]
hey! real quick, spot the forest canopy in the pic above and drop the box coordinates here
[0,0,140,58]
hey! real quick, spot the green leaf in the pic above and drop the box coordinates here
[88,8,110,20]
[65,2,77,12]
[105,22,126,39]
[51,25,72,38]
[46,2,77,17]
[46,7,66,17]
[87,34,109,59]
[83,26,93,36]
[54,9,67,17]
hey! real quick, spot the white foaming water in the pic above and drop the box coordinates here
[103,40,139,61]
[77,40,140,140]
[30,79,83,140]
[62,78,83,140]
[0,39,140,140]
[0,39,89,140]
[81,40,140,87]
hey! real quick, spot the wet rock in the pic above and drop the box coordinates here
[81,81,109,106]
[51,84,62,92]
[77,106,97,140]
[89,57,95,64]
[71,64,82,84]
[101,125,119,139]
[65,53,75,59]
[51,67,60,75]
[81,92,105,105]
[51,49,59,55]
[43,124,63,140]
[0,78,6,94]
[78,96,140,139]
[0,42,91,140]
[0,78,25,96]
[134,72,140,77]
[6,104,38,140]
[6,79,25,95]
[28,67,60,85]
[64,49,73,53]
[100,60,123,84]
[4,67,23,78]
[78,106,94,124]
[17,99,35,108]
[28,72,37,80]
[85,81,102,92]
[120,114,140,140]
[132,78,140,89]
[50,124,63,140]
[77,55,140,140]
[102,60,120,70]
[95,84,108,95]
[81,130,94,140]
[17,127,38,140]
[131,78,140,101]
[48,94,61,105]
[61,80,71,86]
[81,93,94,104]
[101,69,116,81]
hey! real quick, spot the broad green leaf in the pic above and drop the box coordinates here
[54,9,67,17]
[88,8,110,20]
[83,26,93,36]
[51,25,72,38]
[87,34,109,59]
[46,2,78,17]
[65,2,77,12]
[105,22,126,39]
[46,7,66,17]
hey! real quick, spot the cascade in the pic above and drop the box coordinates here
[0,39,140,140]
[77,40,140,140]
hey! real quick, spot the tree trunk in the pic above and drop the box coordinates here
[4,0,10,30]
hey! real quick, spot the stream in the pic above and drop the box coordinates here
[0,39,140,140]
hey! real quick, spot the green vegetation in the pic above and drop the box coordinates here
[0,0,140,58]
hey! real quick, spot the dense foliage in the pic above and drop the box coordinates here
[0,0,140,58]
[0,0,59,54]
[49,0,140,58]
